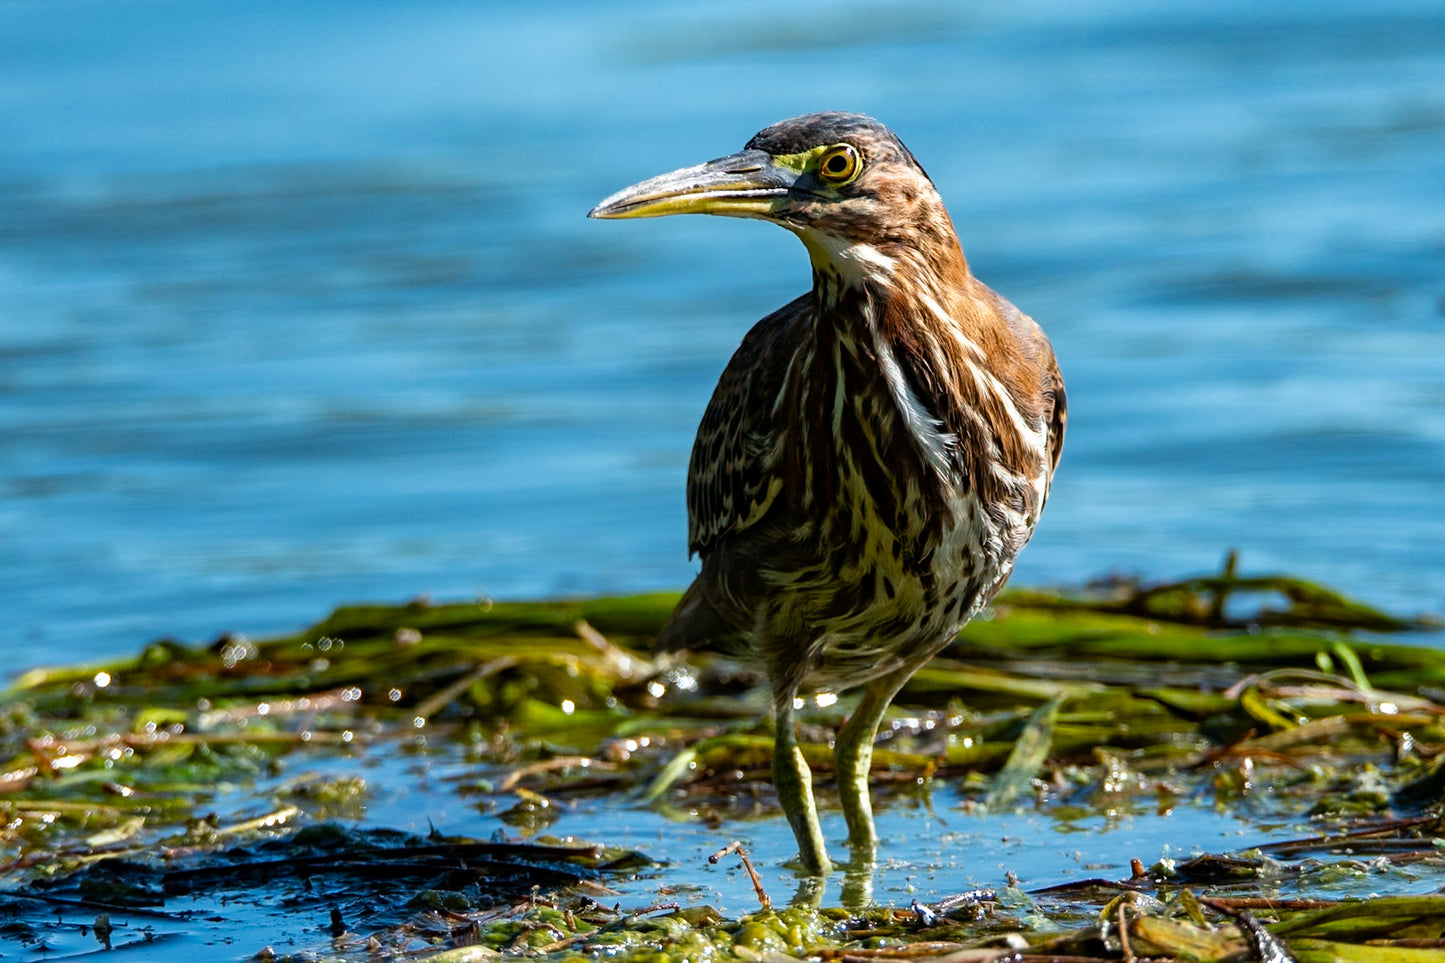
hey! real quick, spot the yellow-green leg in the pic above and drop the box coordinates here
[773,696,833,875]
[834,665,915,860]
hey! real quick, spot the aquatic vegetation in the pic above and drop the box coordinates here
[1,568,1443,961]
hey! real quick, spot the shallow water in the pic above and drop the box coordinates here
[7,731,1419,962]
[2,0,1443,671]
[15,728,1443,963]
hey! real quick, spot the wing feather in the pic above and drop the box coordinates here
[685,294,810,556]
[1044,354,1067,476]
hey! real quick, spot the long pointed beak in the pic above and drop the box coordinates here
[588,149,798,220]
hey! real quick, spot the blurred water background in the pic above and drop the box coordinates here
[2,0,1443,675]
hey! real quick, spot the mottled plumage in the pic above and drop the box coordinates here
[591,112,1065,874]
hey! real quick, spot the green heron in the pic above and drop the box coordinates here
[590,113,1066,875]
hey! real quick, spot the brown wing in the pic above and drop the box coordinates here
[685,294,810,557]
[1043,353,1067,476]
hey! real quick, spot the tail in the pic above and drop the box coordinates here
[654,580,737,653]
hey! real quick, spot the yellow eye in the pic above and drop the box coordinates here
[817,144,861,185]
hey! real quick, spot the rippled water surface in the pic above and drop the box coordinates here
[3,0,1443,670]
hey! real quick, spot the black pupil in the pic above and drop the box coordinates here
[827,153,848,174]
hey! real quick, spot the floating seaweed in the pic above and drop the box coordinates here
[1,564,1443,960]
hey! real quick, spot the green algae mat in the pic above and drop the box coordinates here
[3,563,1445,962]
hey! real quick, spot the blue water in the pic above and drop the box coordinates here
[2,0,1444,674]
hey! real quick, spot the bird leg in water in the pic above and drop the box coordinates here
[834,663,916,859]
[772,693,833,875]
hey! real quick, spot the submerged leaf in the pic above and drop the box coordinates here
[984,695,1063,808]
[644,744,700,801]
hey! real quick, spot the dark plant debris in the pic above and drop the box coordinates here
[2,560,1444,961]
